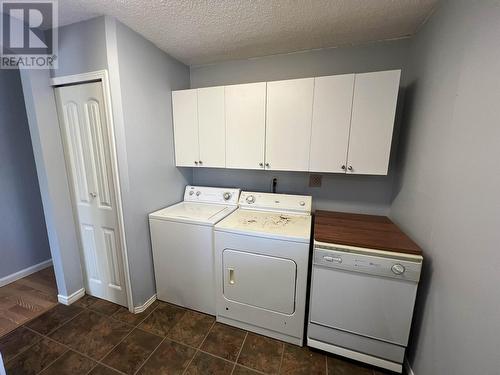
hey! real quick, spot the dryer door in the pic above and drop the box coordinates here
[223,249,297,314]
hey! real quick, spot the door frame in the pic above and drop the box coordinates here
[51,70,134,312]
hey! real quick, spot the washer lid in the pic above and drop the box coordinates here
[149,202,234,225]
[215,209,312,243]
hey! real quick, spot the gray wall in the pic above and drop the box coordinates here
[20,16,109,298]
[52,16,108,77]
[112,19,191,305]
[21,68,84,297]
[190,39,410,214]
[390,1,500,374]
[0,69,50,279]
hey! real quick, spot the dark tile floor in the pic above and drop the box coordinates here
[0,295,395,374]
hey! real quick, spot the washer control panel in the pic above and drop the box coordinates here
[184,186,240,205]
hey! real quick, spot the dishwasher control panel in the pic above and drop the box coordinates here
[313,244,422,282]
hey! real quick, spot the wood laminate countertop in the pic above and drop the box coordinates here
[314,210,422,256]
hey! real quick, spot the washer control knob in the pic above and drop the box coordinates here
[299,201,305,206]
[246,195,255,204]
[189,191,194,196]
[391,263,405,275]
[223,192,232,201]
[196,191,201,196]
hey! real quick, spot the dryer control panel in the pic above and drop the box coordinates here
[184,186,240,205]
[239,191,312,214]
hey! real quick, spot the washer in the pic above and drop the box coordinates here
[149,185,240,315]
[214,191,312,345]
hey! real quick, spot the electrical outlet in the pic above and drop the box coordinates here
[309,174,322,187]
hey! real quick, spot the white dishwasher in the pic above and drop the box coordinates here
[307,241,423,373]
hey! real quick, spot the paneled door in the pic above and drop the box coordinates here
[55,82,127,307]
[225,82,266,169]
[172,89,199,167]
[266,78,314,171]
[309,74,355,173]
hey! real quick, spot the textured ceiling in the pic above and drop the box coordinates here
[58,0,437,65]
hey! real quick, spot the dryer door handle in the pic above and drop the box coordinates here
[228,268,235,285]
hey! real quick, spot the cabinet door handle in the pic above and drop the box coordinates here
[199,160,203,165]
[265,163,270,168]
[228,268,235,285]
[194,161,198,165]
[259,162,263,167]
[348,166,353,171]
[341,165,346,170]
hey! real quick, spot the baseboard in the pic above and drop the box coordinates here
[404,357,415,375]
[0,259,52,287]
[58,288,85,305]
[133,294,156,314]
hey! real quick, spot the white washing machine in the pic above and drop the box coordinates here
[149,186,240,315]
[214,191,312,345]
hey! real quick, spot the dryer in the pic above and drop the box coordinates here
[149,186,240,315]
[214,191,312,345]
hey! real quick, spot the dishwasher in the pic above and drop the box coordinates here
[307,241,423,373]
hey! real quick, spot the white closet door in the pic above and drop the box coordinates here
[55,82,127,307]
[309,74,355,173]
[266,78,314,171]
[347,70,401,175]
[172,89,199,167]
[225,82,266,170]
[198,86,225,167]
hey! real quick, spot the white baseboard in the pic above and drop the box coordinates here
[133,294,156,314]
[58,288,85,305]
[0,259,52,287]
[404,357,415,375]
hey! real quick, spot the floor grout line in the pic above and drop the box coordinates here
[180,318,216,375]
[132,336,167,375]
[33,343,70,375]
[35,334,128,375]
[231,331,248,374]
[2,326,44,365]
[277,341,286,374]
[89,300,163,366]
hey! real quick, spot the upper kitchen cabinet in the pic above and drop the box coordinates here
[225,82,266,170]
[172,87,225,168]
[172,89,199,167]
[265,78,314,171]
[309,74,355,173]
[171,70,400,174]
[198,86,225,168]
[346,70,401,175]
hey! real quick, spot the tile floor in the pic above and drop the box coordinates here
[0,267,58,337]
[0,296,394,374]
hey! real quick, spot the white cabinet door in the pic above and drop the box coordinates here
[347,70,401,175]
[266,78,314,171]
[309,74,355,173]
[172,89,199,167]
[198,86,225,167]
[225,82,266,169]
